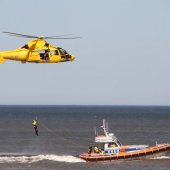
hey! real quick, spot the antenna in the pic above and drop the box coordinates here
[94,126,97,136]
[106,121,109,133]
[103,119,105,129]
[101,119,108,136]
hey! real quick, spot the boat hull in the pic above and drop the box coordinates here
[80,144,170,162]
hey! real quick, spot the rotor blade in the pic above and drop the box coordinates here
[3,32,39,39]
[45,37,82,39]
[45,34,74,39]
[7,34,38,39]
[3,31,82,39]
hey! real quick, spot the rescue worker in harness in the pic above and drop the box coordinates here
[32,119,38,136]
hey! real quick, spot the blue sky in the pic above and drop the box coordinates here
[0,0,170,105]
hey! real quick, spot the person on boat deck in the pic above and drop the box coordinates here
[99,149,104,155]
[109,143,116,148]
[32,119,38,136]
[94,146,100,153]
[88,146,92,154]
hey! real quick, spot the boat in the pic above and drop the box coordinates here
[79,120,170,162]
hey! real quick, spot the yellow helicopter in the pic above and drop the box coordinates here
[0,32,80,64]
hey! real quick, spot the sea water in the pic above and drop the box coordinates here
[0,105,170,170]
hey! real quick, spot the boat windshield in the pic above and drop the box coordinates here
[116,139,122,146]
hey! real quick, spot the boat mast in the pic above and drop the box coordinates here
[102,119,109,136]
[94,126,97,136]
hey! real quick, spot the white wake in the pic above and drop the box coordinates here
[151,156,170,160]
[0,155,85,163]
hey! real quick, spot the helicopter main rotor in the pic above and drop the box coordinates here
[3,31,81,40]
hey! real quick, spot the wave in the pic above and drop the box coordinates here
[2,154,169,163]
[0,154,85,163]
[151,156,170,160]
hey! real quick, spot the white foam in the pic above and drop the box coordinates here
[151,156,170,160]
[0,155,85,163]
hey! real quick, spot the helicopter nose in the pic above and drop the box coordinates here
[71,55,75,61]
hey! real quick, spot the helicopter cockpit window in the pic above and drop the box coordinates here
[21,44,29,49]
[54,50,59,55]
[58,48,68,55]
[62,49,68,54]
[58,49,64,55]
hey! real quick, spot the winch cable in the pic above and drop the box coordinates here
[38,120,86,149]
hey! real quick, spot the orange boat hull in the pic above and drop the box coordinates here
[80,144,170,162]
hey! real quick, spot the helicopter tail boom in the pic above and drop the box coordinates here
[0,56,5,63]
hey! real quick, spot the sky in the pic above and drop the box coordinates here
[0,0,170,105]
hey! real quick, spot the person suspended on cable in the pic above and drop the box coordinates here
[94,146,99,153]
[88,146,92,155]
[32,119,38,136]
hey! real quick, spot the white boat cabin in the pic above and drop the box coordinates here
[94,120,122,155]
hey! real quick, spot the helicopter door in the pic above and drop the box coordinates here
[39,50,51,60]
[39,50,45,60]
